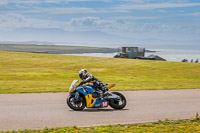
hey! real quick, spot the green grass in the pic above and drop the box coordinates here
[0,51,200,93]
[1,116,200,133]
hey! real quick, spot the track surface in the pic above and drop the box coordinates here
[0,89,200,131]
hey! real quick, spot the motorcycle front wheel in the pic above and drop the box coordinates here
[109,92,127,110]
[67,95,86,111]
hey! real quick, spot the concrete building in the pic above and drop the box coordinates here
[121,47,145,58]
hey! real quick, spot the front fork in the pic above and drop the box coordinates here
[71,91,80,101]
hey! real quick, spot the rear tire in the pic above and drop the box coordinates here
[67,95,86,111]
[109,92,127,110]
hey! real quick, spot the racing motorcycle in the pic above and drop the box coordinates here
[67,80,127,111]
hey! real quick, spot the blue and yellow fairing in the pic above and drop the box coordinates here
[69,81,115,108]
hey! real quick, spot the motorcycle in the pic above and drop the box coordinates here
[67,80,127,111]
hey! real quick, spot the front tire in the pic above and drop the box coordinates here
[109,92,127,110]
[67,95,86,111]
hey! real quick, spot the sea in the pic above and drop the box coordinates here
[61,44,200,62]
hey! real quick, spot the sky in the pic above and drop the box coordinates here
[0,0,200,46]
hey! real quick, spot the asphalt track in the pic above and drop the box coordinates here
[0,89,200,131]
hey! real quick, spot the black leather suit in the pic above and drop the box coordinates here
[79,73,106,92]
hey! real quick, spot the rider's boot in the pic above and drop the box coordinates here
[98,90,103,99]
[97,88,108,99]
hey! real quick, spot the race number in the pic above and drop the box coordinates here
[101,101,109,107]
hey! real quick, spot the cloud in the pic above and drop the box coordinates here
[0,14,123,33]
[0,13,65,30]
[113,16,160,21]
[114,2,200,10]
[0,0,112,5]
[158,10,167,13]
[0,14,118,32]
[12,7,107,14]
[182,12,200,16]
[1,13,199,33]
[65,16,122,32]
[64,16,200,40]
[0,12,200,42]
[0,0,200,44]
[121,0,148,3]
[2,1,200,15]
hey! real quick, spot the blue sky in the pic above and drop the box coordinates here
[0,0,200,46]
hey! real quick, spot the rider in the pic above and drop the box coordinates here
[78,69,108,98]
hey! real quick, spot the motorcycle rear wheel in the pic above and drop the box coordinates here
[109,92,127,110]
[67,95,86,111]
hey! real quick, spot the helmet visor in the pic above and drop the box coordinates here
[79,73,84,80]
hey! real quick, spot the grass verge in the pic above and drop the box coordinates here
[1,114,200,133]
[0,51,200,93]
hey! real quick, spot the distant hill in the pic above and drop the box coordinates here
[0,43,118,54]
